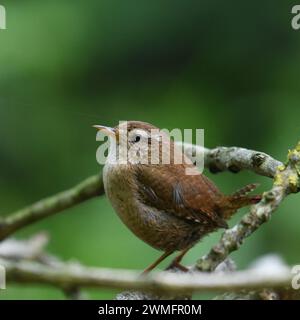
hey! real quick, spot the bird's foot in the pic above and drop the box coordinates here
[166,261,189,272]
[141,250,174,275]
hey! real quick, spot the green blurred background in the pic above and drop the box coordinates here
[0,1,300,299]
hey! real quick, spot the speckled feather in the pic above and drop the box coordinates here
[135,164,228,229]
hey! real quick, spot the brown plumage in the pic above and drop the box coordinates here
[96,121,261,272]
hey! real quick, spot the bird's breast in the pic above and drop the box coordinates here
[103,163,141,227]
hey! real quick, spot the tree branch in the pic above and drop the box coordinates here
[0,175,104,241]
[0,236,295,299]
[0,256,293,295]
[0,144,282,241]
[179,143,282,178]
[196,142,300,271]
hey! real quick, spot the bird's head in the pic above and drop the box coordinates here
[93,121,178,165]
[94,120,160,144]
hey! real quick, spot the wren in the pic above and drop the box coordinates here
[94,121,261,272]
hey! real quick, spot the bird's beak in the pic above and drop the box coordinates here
[93,125,116,137]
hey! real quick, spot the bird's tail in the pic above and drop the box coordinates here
[221,183,261,219]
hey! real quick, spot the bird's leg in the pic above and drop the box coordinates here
[142,250,174,274]
[166,247,190,272]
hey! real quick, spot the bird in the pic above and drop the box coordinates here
[94,121,261,273]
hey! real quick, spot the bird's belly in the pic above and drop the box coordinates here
[103,165,203,251]
[130,205,203,251]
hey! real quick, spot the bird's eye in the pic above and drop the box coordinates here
[133,134,141,143]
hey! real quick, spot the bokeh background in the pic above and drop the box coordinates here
[0,0,300,299]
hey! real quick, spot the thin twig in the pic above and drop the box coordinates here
[0,175,104,241]
[0,232,49,260]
